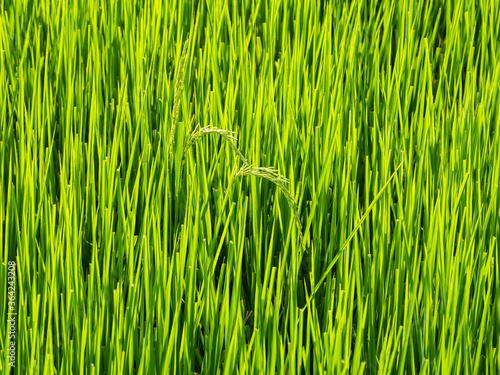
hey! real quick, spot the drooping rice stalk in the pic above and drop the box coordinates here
[234,164,304,245]
[183,125,248,165]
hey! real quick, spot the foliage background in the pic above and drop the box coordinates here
[0,0,499,373]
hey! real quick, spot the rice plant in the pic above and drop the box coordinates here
[1,0,499,374]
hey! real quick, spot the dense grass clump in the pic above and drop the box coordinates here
[1,0,499,373]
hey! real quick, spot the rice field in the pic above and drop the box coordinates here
[1,0,499,373]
